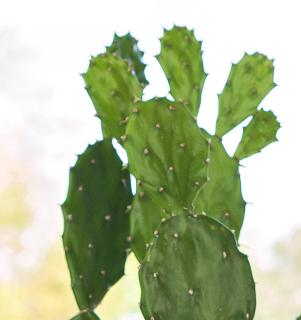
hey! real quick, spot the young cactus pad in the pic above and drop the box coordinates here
[215,53,276,137]
[234,109,280,160]
[139,214,256,320]
[61,140,132,312]
[82,54,142,139]
[157,26,207,117]
[70,311,100,320]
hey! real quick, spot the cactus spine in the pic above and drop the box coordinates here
[62,27,280,319]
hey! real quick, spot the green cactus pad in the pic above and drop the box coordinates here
[216,53,276,137]
[194,131,246,236]
[157,26,207,117]
[82,54,142,139]
[130,185,168,262]
[107,33,148,85]
[234,109,280,160]
[61,140,132,310]
[296,316,301,320]
[139,214,256,320]
[124,98,209,214]
[70,310,100,320]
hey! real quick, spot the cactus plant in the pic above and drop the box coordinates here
[62,26,280,319]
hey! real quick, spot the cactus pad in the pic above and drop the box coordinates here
[194,131,246,236]
[107,33,148,85]
[82,54,142,139]
[61,140,132,310]
[234,109,280,160]
[157,26,207,117]
[124,98,209,214]
[216,53,276,137]
[139,214,256,320]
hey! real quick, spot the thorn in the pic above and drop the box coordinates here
[143,148,150,155]
[179,142,186,148]
[133,96,141,104]
[120,135,127,142]
[188,288,194,295]
[105,214,111,221]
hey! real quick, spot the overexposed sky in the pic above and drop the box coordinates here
[0,0,301,273]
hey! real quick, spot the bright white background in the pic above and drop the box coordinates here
[0,0,300,318]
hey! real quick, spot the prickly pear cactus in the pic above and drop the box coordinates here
[62,26,281,320]
[62,140,132,317]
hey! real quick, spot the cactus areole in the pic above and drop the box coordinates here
[62,26,280,319]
